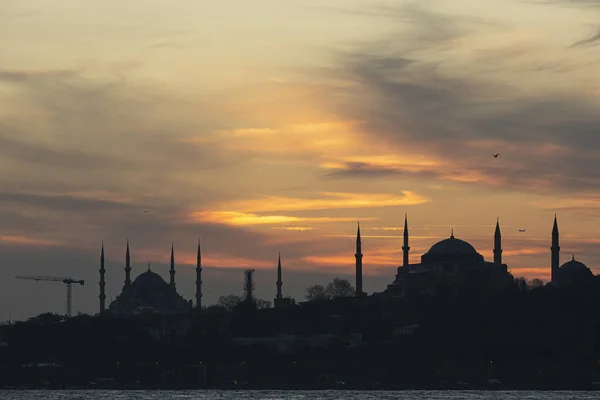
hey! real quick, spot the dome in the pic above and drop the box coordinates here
[427,235,478,256]
[133,269,167,290]
[557,255,593,282]
[109,266,190,315]
[421,232,484,264]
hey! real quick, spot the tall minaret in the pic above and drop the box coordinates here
[99,242,106,313]
[195,239,202,308]
[355,222,363,297]
[125,238,132,287]
[551,214,560,282]
[402,213,410,267]
[494,217,502,265]
[276,252,283,300]
[169,242,176,289]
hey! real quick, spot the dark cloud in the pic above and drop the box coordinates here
[320,3,504,48]
[571,28,600,47]
[0,67,241,197]
[0,69,78,83]
[320,5,600,194]
[325,162,441,180]
[531,0,600,8]
[0,129,132,170]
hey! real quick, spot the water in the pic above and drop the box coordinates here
[0,391,598,400]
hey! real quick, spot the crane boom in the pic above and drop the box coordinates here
[15,276,84,285]
[15,275,85,317]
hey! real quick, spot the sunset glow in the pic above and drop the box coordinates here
[2,0,600,320]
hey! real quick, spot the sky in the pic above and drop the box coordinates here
[1,0,600,321]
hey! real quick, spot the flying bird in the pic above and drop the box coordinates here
[518,229,526,232]
[492,153,500,158]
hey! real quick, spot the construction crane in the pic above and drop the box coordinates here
[15,276,85,317]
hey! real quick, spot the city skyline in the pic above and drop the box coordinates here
[2,0,600,320]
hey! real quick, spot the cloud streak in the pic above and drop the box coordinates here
[207,191,428,213]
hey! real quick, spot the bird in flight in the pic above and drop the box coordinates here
[493,153,500,158]
[518,229,526,232]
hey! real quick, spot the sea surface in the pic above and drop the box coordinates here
[0,391,598,400]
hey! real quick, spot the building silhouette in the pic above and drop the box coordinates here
[195,239,202,309]
[355,223,363,297]
[549,216,595,285]
[274,253,295,308]
[384,217,513,297]
[102,241,193,315]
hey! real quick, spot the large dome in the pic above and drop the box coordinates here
[427,235,478,256]
[133,269,166,289]
[109,267,191,315]
[421,233,484,264]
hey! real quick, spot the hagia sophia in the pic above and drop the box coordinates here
[98,215,598,315]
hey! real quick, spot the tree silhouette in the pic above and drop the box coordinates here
[217,294,243,311]
[326,278,355,298]
[305,284,330,301]
[528,278,545,289]
[305,278,356,300]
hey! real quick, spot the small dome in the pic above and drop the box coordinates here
[558,255,593,281]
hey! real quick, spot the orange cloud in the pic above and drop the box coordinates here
[190,211,373,226]
[271,227,314,231]
[0,235,64,247]
[535,196,600,211]
[211,191,428,213]
[303,253,398,267]
[217,121,359,156]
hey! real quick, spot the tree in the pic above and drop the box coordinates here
[305,278,356,301]
[326,278,355,298]
[528,278,545,289]
[216,294,242,311]
[305,284,330,301]
[256,299,272,309]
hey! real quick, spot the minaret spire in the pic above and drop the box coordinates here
[494,217,502,265]
[551,214,560,282]
[169,242,176,289]
[195,239,202,309]
[355,222,363,297]
[276,252,283,300]
[99,241,106,313]
[402,213,410,267]
[124,238,131,287]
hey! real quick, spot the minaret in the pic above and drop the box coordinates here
[494,217,502,265]
[276,253,283,300]
[169,242,176,289]
[355,222,363,297]
[99,242,106,313]
[551,214,560,282]
[125,238,131,287]
[402,213,410,267]
[195,239,202,308]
